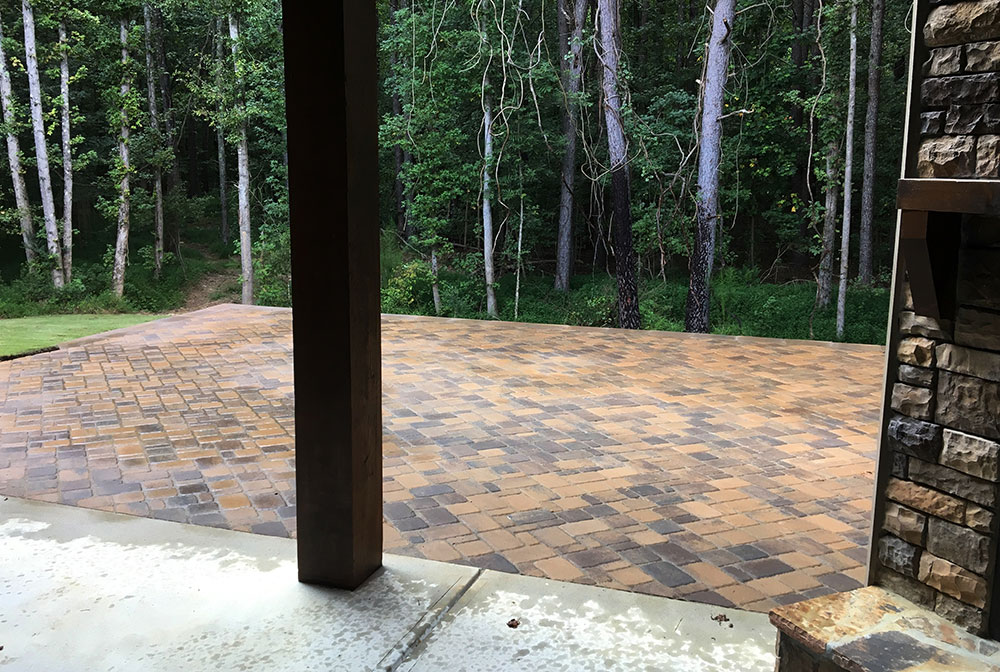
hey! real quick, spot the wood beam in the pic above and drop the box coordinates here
[282,0,382,589]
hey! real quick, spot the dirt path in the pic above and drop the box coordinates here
[180,272,239,312]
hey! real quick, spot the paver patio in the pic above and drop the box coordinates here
[0,304,884,612]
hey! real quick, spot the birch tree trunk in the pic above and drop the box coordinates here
[215,18,229,246]
[58,20,73,282]
[229,13,254,305]
[597,0,640,329]
[685,0,736,333]
[858,0,884,284]
[554,0,587,292]
[112,18,132,298]
[22,0,64,288]
[143,4,164,278]
[482,87,498,318]
[817,141,839,308]
[836,0,858,339]
[0,9,34,263]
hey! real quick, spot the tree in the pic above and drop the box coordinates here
[836,0,858,339]
[816,141,839,308]
[22,0,64,287]
[229,12,253,305]
[143,3,164,277]
[481,82,498,318]
[111,16,132,298]
[58,17,73,281]
[0,6,34,263]
[597,0,639,329]
[685,0,736,333]
[214,17,227,246]
[858,0,884,284]
[554,0,587,292]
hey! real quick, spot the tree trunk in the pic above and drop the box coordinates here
[144,4,164,278]
[58,20,73,282]
[22,0,64,288]
[0,8,34,263]
[836,0,858,339]
[515,181,525,319]
[389,0,407,238]
[858,0,884,284]
[597,0,640,329]
[554,0,587,292]
[215,18,228,246]
[482,87,498,318]
[229,14,254,305]
[112,18,132,299]
[817,141,839,308]
[430,246,442,315]
[154,8,179,186]
[685,0,736,333]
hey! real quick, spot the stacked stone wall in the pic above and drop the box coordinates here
[918,0,1000,177]
[873,220,1000,635]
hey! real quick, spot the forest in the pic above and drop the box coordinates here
[0,0,906,344]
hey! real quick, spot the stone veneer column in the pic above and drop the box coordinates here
[872,223,1000,635]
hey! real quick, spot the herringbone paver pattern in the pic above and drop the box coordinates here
[0,305,884,611]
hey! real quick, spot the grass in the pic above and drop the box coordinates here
[0,313,167,358]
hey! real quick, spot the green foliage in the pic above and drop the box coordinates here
[379,260,889,344]
[381,259,436,315]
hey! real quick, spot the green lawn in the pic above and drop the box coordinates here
[0,313,167,358]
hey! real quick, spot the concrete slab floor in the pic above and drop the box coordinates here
[401,569,775,672]
[0,497,777,671]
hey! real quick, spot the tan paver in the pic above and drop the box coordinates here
[0,305,884,611]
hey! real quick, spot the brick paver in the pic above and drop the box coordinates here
[0,305,884,611]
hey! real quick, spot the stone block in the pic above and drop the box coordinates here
[925,0,1000,47]
[898,364,937,388]
[941,428,1000,481]
[892,451,909,479]
[883,502,927,545]
[965,504,994,532]
[875,568,937,608]
[936,343,1000,383]
[922,74,1000,107]
[887,414,943,460]
[966,40,1000,72]
[918,551,987,608]
[977,134,1000,176]
[925,46,964,75]
[917,135,976,177]
[878,534,922,577]
[954,306,1000,351]
[909,457,997,507]
[886,477,966,523]
[945,103,1000,134]
[926,517,990,573]
[899,312,953,340]
[935,593,986,635]
[891,383,936,421]
[922,111,945,136]
[898,337,936,368]
[936,371,1000,441]
[957,248,1000,311]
